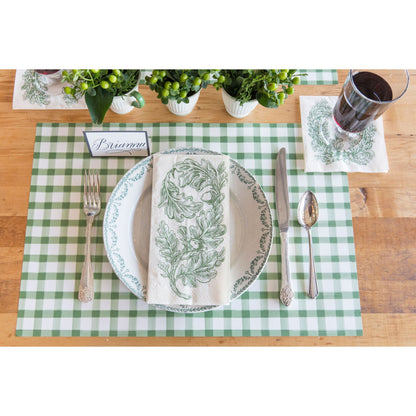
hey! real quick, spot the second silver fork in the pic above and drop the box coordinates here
[79,170,101,303]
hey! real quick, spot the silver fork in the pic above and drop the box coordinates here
[79,170,101,303]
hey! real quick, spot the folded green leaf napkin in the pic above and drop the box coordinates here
[147,154,231,305]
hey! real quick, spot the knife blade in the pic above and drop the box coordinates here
[275,147,294,306]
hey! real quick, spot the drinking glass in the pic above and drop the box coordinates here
[331,69,409,149]
[34,69,63,81]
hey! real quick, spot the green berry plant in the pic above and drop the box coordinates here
[62,69,145,124]
[213,69,306,108]
[145,70,215,105]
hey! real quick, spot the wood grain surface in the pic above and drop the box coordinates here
[1,69,415,346]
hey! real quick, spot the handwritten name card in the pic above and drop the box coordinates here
[83,131,150,157]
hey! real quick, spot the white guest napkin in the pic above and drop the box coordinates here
[300,96,389,172]
[13,70,87,109]
[13,70,151,110]
[147,153,231,306]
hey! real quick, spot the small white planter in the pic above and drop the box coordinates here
[167,89,201,116]
[110,82,141,115]
[222,88,258,118]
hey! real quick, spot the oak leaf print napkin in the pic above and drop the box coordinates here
[147,153,231,306]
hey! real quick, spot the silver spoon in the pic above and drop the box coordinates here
[297,191,319,299]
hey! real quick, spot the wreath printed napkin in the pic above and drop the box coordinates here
[300,96,389,172]
[147,154,231,306]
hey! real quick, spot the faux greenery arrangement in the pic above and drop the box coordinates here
[62,69,145,124]
[213,69,305,108]
[144,70,216,104]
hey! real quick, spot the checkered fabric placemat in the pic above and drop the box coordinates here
[12,70,338,109]
[16,122,362,336]
[297,69,338,84]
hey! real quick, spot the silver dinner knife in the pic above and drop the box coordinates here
[275,147,294,306]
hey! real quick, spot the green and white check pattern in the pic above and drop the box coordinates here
[297,69,338,84]
[16,122,362,336]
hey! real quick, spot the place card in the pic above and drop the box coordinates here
[83,130,150,157]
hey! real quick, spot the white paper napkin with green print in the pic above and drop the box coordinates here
[12,70,151,110]
[300,96,389,172]
[12,70,87,109]
[147,153,231,306]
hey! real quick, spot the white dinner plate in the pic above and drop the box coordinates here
[103,148,273,313]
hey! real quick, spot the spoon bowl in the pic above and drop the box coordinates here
[297,191,319,229]
[297,191,319,298]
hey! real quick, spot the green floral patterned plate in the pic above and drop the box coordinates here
[103,148,273,313]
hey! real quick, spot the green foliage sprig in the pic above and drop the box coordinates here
[213,69,307,108]
[62,69,144,124]
[145,70,217,104]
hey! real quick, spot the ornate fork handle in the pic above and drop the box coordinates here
[79,170,100,303]
[79,215,95,302]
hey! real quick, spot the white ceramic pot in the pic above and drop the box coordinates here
[110,82,141,115]
[221,88,258,118]
[167,89,201,116]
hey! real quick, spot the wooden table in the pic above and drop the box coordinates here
[1,69,415,346]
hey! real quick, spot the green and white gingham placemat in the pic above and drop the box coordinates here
[297,69,338,84]
[16,122,362,336]
[13,69,338,109]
